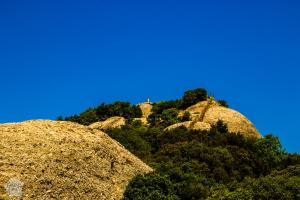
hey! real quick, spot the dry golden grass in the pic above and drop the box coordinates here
[0,120,152,200]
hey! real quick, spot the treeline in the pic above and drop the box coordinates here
[106,122,300,199]
[59,88,228,127]
[59,102,142,125]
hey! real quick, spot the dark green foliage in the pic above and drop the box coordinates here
[209,165,300,200]
[64,108,99,125]
[96,101,142,121]
[152,100,182,114]
[56,116,63,121]
[253,134,285,175]
[217,100,229,108]
[211,120,229,133]
[181,88,208,109]
[123,173,180,200]
[108,125,152,160]
[106,121,300,200]
[147,88,209,127]
[180,112,191,122]
[63,102,142,125]
[160,108,180,127]
[148,102,182,127]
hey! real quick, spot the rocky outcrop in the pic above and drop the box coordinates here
[165,121,211,131]
[134,102,153,125]
[89,116,126,131]
[0,120,152,199]
[202,106,261,138]
[138,102,153,119]
[168,100,262,138]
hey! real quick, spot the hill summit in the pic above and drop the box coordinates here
[166,98,261,138]
[65,87,261,138]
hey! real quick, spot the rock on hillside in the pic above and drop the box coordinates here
[165,121,211,131]
[169,99,262,138]
[138,102,153,118]
[0,120,152,200]
[89,116,126,131]
[133,102,153,125]
[202,106,261,138]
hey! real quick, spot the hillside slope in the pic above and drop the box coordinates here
[0,120,152,199]
[182,99,261,138]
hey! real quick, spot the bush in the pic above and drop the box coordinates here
[217,100,229,108]
[181,88,208,109]
[123,173,179,200]
[180,112,191,122]
[118,124,298,199]
[160,108,180,127]
[209,166,300,200]
[148,104,181,127]
[63,102,142,125]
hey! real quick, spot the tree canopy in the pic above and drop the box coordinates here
[61,101,142,125]
[106,121,300,200]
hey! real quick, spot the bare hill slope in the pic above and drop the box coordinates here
[0,120,152,199]
[170,99,262,138]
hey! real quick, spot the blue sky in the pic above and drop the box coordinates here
[0,0,299,152]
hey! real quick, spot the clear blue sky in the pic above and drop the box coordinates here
[0,0,299,153]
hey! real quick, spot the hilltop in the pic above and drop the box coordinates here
[63,88,261,139]
[167,98,261,138]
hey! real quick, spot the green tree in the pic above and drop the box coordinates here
[181,88,208,109]
[180,112,191,122]
[56,116,63,121]
[123,173,179,200]
[209,166,300,200]
[253,134,285,175]
[161,108,180,127]
[211,120,229,134]
[217,100,229,108]
[64,101,142,125]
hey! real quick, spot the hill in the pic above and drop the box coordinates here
[51,87,300,199]
[0,120,152,199]
[167,98,261,138]
[63,88,261,139]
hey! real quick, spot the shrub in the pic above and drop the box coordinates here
[218,100,229,108]
[63,102,142,125]
[123,173,179,200]
[181,88,208,109]
[180,112,191,122]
